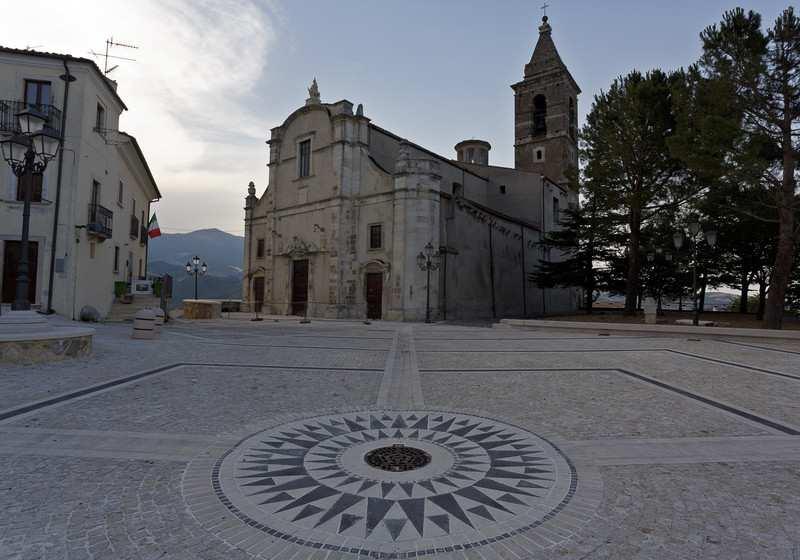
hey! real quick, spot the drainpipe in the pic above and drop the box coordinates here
[144,200,152,278]
[488,223,496,320]
[46,59,75,314]
[520,224,527,317]
[440,247,447,321]
[541,175,547,317]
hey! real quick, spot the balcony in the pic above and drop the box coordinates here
[0,100,62,137]
[87,203,113,240]
[140,225,148,246]
[129,215,140,240]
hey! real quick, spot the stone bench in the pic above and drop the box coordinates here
[183,299,222,320]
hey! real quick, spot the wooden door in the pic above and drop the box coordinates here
[291,259,309,316]
[2,241,38,304]
[366,272,383,319]
[253,276,265,313]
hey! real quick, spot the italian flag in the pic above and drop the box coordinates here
[147,214,161,239]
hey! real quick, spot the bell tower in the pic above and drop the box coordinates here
[512,15,580,190]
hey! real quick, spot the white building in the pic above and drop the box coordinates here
[0,46,161,319]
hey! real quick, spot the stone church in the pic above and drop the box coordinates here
[243,16,580,321]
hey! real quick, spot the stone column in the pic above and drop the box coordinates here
[388,143,442,321]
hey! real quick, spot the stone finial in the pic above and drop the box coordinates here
[356,103,364,117]
[247,181,256,196]
[306,78,321,105]
[538,15,552,35]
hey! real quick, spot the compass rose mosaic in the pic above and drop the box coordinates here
[209,410,578,555]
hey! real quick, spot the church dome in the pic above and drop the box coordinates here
[454,139,491,165]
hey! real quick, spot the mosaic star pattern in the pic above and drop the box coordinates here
[215,411,575,551]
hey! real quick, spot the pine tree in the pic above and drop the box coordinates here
[582,70,693,315]
[698,7,800,329]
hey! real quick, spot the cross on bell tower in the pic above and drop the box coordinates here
[511,11,580,192]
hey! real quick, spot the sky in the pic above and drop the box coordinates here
[0,0,791,237]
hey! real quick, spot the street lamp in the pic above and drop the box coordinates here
[0,108,61,311]
[674,218,717,326]
[186,256,207,300]
[416,241,440,323]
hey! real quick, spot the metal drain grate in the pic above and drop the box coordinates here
[364,444,432,472]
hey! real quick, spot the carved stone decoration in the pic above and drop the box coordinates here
[281,235,320,258]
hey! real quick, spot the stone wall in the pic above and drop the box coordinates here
[182,300,222,320]
[0,334,92,364]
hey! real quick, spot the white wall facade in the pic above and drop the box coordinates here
[0,49,159,319]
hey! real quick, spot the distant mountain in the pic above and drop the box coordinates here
[148,228,244,278]
[147,228,244,305]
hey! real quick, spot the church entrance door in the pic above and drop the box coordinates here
[253,276,264,313]
[366,272,382,319]
[291,259,308,316]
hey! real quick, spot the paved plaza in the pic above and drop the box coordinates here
[1,319,799,559]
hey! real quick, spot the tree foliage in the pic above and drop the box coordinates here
[581,69,694,314]
[531,177,618,313]
[697,7,800,328]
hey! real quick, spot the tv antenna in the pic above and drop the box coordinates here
[90,37,138,75]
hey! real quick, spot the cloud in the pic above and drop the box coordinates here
[1,0,275,234]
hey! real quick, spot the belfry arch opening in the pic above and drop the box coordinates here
[533,94,547,136]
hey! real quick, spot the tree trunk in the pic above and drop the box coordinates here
[763,100,797,329]
[699,274,707,312]
[757,279,768,321]
[739,268,749,314]
[584,253,594,314]
[624,210,641,315]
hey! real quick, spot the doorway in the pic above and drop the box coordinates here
[2,240,38,304]
[366,272,383,319]
[253,276,265,313]
[291,259,309,316]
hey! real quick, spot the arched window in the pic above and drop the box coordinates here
[569,97,576,139]
[533,94,547,135]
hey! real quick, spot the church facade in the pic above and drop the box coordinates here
[242,16,580,321]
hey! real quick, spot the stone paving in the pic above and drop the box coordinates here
[0,318,799,559]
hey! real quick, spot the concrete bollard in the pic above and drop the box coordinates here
[132,309,157,340]
[152,308,165,334]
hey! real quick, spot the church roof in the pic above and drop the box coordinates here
[522,17,581,93]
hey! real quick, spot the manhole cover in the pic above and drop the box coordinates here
[364,444,432,472]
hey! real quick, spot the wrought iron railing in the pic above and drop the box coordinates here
[0,100,62,137]
[140,225,148,245]
[129,215,139,240]
[87,203,113,239]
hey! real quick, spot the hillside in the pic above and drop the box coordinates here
[148,228,244,278]
[147,228,244,304]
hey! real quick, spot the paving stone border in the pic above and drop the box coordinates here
[182,407,604,559]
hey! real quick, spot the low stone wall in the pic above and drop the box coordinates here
[183,299,222,320]
[0,333,92,364]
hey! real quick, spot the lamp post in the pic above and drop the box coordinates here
[185,256,207,300]
[416,241,440,323]
[673,217,717,326]
[0,108,61,311]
